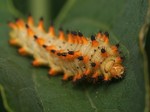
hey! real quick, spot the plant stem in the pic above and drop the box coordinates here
[29,0,50,28]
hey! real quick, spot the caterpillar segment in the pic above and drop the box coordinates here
[8,16,125,82]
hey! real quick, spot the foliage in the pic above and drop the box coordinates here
[0,0,149,112]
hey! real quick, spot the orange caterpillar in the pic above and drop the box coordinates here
[8,16,124,82]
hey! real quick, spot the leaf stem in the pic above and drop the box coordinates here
[29,0,50,28]
[139,1,150,111]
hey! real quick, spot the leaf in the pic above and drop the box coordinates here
[0,0,150,112]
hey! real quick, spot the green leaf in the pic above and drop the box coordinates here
[0,0,150,112]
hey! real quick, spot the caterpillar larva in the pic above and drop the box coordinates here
[8,16,124,83]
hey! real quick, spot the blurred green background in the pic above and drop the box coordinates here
[12,0,66,28]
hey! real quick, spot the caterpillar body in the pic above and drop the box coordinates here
[8,16,125,82]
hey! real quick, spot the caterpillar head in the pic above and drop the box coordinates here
[101,57,124,80]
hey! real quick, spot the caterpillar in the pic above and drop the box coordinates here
[8,16,125,83]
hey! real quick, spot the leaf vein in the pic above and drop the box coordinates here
[85,90,98,112]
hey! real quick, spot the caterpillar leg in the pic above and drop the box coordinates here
[18,47,29,56]
[32,59,42,66]
[84,69,90,75]
[73,74,82,82]
[48,69,58,76]
[92,72,99,78]
[9,39,19,46]
[32,57,49,66]
[62,74,69,81]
